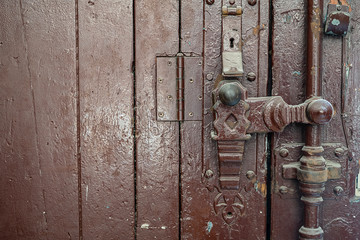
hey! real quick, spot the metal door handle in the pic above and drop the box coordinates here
[211,80,336,190]
[211,1,344,237]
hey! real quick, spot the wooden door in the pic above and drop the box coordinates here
[1,0,359,239]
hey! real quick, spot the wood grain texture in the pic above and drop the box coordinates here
[180,1,206,239]
[135,1,180,239]
[78,1,135,239]
[271,1,307,238]
[0,0,79,239]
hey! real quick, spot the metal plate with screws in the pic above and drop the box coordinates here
[156,56,202,121]
[275,143,348,199]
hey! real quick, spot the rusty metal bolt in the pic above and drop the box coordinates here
[248,0,257,6]
[246,170,256,180]
[279,148,289,158]
[334,148,345,157]
[279,186,288,194]
[205,169,214,178]
[247,72,256,81]
[333,186,344,196]
[206,73,214,81]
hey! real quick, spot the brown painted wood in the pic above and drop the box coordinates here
[78,1,135,239]
[271,0,360,239]
[135,1,180,239]
[180,1,206,239]
[180,0,270,239]
[0,0,79,239]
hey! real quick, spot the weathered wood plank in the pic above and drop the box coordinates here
[0,0,79,239]
[135,1,180,239]
[78,1,135,239]
[180,1,205,238]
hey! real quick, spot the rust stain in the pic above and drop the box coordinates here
[311,66,316,77]
[339,0,352,12]
[330,0,352,12]
[253,25,260,35]
[311,7,321,40]
[255,182,267,197]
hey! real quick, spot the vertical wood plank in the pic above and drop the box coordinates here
[180,0,205,238]
[78,1,135,239]
[0,0,79,239]
[135,0,179,239]
[271,1,306,239]
[322,0,360,238]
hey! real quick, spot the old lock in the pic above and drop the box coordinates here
[211,1,342,238]
[325,3,351,36]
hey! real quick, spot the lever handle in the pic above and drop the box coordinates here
[212,81,334,140]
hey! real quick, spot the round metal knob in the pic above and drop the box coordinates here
[218,83,242,106]
[306,99,334,124]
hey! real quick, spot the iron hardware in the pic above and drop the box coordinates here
[325,3,351,36]
[222,3,243,77]
[156,55,202,121]
[211,0,342,237]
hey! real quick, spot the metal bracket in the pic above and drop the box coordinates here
[325,3,351,36]
[222,4,243,77]
[156,56,202,121]
[275,143,347,199]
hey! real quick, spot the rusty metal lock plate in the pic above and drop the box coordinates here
[325,4,351,36]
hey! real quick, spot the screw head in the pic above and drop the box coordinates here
[229,0,235,5]
[246,170,256,180]
[167,95,173,100]
[247,72,256,81]
[167,61,172,66]
[279,186,288,194]
[248,0,257,6]
[206,0,214,5]
[279,148,289,158]
[334,148,345,157]
[333,186,344,196]
[189,78,194,83]
[336,5,342,11]
[206,73,214,81]
[189,112,194,117]
[158,78,163,83]
[158,112,164,117]
[205,169,214,178]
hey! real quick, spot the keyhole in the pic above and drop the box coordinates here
[230,38,234,48]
